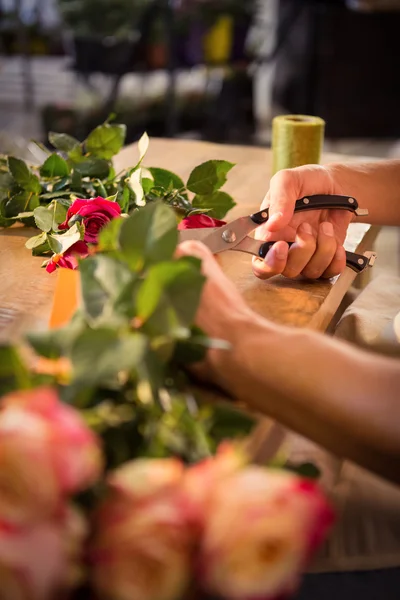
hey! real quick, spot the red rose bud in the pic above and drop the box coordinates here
[45,241,89,274]
[178,214,226,230]
[60,197,121,244]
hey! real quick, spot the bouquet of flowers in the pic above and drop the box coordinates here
[0,122,334,600]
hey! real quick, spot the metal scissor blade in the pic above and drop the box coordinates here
[178,228,220,242]
[199,216,263,254]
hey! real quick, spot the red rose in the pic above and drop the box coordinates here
[45,241,89,274]
[60,197,121,244]
[178,215,226,230]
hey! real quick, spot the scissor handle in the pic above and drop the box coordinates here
[250,195,360,227]
[294,195,359,213]
[258,241,372,274]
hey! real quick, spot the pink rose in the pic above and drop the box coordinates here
[178,214,226,230]
[45,240,89,273]
[91,458,193,600]
[59,197,121,244]
[195,468,334,600]
[0,387,103,524]
[183,443,247,531]
[0,507,87,600]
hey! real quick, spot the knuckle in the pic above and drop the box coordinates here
[283,265,300,279]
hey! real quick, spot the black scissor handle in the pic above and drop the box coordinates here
[294,195,359,213]
[258,241,371,274]
[251,195,360,227]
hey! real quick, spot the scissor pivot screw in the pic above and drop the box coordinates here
[261,211,268,219]
[222,229,237,244]
[358,258,364,265]
[348,198,355,204]
[303,198,310,204]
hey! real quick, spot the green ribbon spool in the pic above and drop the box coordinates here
[271,115,325,176]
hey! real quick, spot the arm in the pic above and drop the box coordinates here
[211,315,400,485]
[330,160,400,226]
[179,240,400,485]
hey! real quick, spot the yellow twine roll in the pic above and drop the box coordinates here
[271,115,325,176]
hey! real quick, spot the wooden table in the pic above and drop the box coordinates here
[0,138,378,344]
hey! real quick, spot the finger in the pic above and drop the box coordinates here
[252,241,289,280]
[302,222,337,279]
[282,222,317,279]
[265,169,299,233]
[177,240,221,278]
[322,245,347,279]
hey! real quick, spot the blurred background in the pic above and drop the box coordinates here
[1,0,400,158]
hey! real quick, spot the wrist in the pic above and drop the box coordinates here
[206,312,281,398]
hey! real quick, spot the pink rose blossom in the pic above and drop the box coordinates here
[195,467,334,600]
[178,214,226,230]
[0,387,103,524]
[45,240,89,273]
[0,506,87,600]
[59,197,121,244]
[91,458,193,600]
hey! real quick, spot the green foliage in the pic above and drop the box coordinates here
[1,122,237,261]
[22,202,253,469]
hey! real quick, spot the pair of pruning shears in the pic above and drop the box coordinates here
[179,195,377,274]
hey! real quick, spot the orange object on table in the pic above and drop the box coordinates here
[49,268,79,329]
[35,268,79,378]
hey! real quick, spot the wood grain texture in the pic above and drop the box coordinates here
[0,139,378,345]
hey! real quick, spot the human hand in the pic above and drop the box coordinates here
[177,240,259,388]
[252,165,353,280]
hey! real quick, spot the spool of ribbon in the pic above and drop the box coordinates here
[271,115,325,176]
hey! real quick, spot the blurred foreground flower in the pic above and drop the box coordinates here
[91,458,194,600]
[0,387,103,524]
[196,468,334,600]
[0,506,87,600]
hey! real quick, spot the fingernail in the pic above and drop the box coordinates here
[300,222,313,235]
[322,222,334,237]
[267,212,284,227]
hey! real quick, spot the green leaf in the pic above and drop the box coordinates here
[3,192,38,218]
[33,206,53,232]
[208,404,256,444]
[92,255,132,299]
[49,132,80,153]
[117,186,130,212]
[27,314,85,360]
[86,123,126,160]
[7,157,41,193]
[32,241,51,256]
[286,462,321,480]
[192,191,235,220]
[98,217,124,252]
[40,190,71,200]
[70,328,147,385]
[75,158,110,179]
[187,160,234,195]
[148,167,185,192]
[79,260,108,322]
[52,200,68,229]
[0,345,32,395]
[142,178,154,194]
[119,202,178,271]
[40,154,70,178]
[25,231,48,250]
[47,223,83,254]
[136,258,205,331]
[0,171,13,191]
